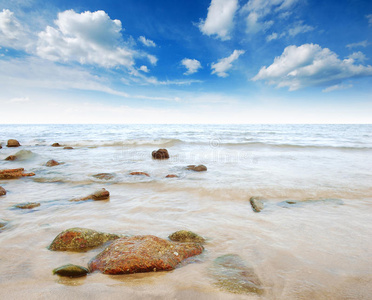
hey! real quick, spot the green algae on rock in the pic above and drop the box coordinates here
[53,264,89,277]
[168,230,205,244]
[89,235,204,275]
[249,196,264,213]
[209,254,264,295]
[14,202,40,209]
[48,228,120,252]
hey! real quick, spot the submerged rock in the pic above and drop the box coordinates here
[14,202,40,209]
[165,174,179,178]
[152,149,169,160]
[89,235,204,275]
[129,171,150,177]
[53,264,89,277]
[0,168,35,180]
[51,143,61,147]
[5,150,34,161]
[7,139,21,147]
[186,165,207,172]
[0,219,8,230]
[46,160,60,167]
[92,173,115,180]
[209,254,264,295]
[168,230,205,244]
[48,227,120,252]
[71,188,110,202]
[63,146,73,150]
[249,196,264,213]
[0,186,6,196]
[5,155,17,161]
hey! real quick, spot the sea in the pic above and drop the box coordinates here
[0,124,371,299]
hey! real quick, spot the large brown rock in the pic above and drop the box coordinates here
[89,235,204,275]
[0,168,35,180]
[7,139,21,147]
[48,228,120,252]
[0,186,6,196]
[152,149,169,159]
[186,165,207,172]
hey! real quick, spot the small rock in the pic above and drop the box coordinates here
[186,165,207,172]
[249,196,264,213]
[48,227,120,252]
[14,202,41,209]
[0,219,8,230]
[0,144,2,149]
[7,139,21,147]
[165,174,179,178]
[0,186,6,196]
[63,146,73,150]
[53,264,89,277]
[5,155,17,161]
[51,143,61,147]
[152,149,169,159]
[90,188,110,200]
[0,168,35,180]
[209,254,264,295]
[88,235,204,275]
[169,230,205,243]
[92,173,115,180]
[129,172,150,177]
[46,160,60,167]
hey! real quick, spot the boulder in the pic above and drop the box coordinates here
[152,149,169,160]
[89,235,204,275]
[53,264,89,277]
[7,139,21,147]
[0,186,6,196]
[92,173,115,180]
[46,160,60,167]
[186,165,207,172]
[0,168,35,180]
[14,202,40,209]
[129,172,150,177]
[5,155,17,161]
[64,146,73,150]
[168,230,205,244]
[165,174,179,178]
[209,254,264,295]
[249,197,264,213]
[51,143,61,147]
[48,227,120,252]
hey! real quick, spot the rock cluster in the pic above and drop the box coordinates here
[152,149,169,159]
[0,168,35,179]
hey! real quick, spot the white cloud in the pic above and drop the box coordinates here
[37,10,135,68]
[346,40,368,49]
[253,43,372,90]
[139,65,149,73]
[181,58,202,75]
[322,84,353,93]
[0,9,29,49]
[211,50,245,77]
[10,96,30,102]
[367,14,372,26]
[147,54,158,65]
[266,32,278,41]
[138,36,156,47]
[348,51,367,63]
[199,0,239,40]
[288,21,314,36]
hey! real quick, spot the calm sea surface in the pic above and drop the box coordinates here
[0,124,371,299]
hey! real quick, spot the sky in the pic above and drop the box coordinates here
[0,0,371,124]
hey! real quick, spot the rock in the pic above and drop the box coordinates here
[64,146,73,150]
[0,168,35,180]
[5,155,17,161]
[53,264,89,277]
[249,197,264,213]
[46,160,60,167]
[71,188,110,202]
[129,172,150,177]
[169,230,205,244]
[92,173,115,180]
[7,139,21,147]
[88,235,204,275]
[186,165,207,172]
[14,202,40,209]
[0,186,6,196]
[0,219,8,230]
[48,227,120,252]
[152,149,169,160]
[209,254,264,295]
[0,144,2,149]
[165,174,179,178]
[51,143,61,147]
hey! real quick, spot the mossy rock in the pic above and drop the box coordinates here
[168,230,205,243]
[53,264,89,277]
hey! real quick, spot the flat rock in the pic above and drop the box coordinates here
[89,235,204,275]
[165,174,179,178]
[7,139,21,147]
[51,143,61,147]
[14,202,40,209]
[92,173,115,180]
[169,230,205,243]
[53,264,89,277]
[48,227,120,252]
[46,159,60,167]
[249,196,264,213]
[63,146,73,150]
[209,254,264,295]
[152,149,169,159]
[186,165,207,172]
[0,186,6,196]
[0,168,35,180]
[129,172,150,177]
[5,155,17,161]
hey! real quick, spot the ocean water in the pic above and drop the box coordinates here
[0,124,371,299]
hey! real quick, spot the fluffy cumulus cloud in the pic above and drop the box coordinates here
[138,36,156,47]
[0,9,29,49]
[199,0,239,40]
[211,50,245,77]
[37,10,137,68]
[253,43,372,90]
[181,58,202,75]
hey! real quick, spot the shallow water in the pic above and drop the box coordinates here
[0,124,371,299]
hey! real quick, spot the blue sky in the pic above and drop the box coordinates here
[0,0,371,123]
